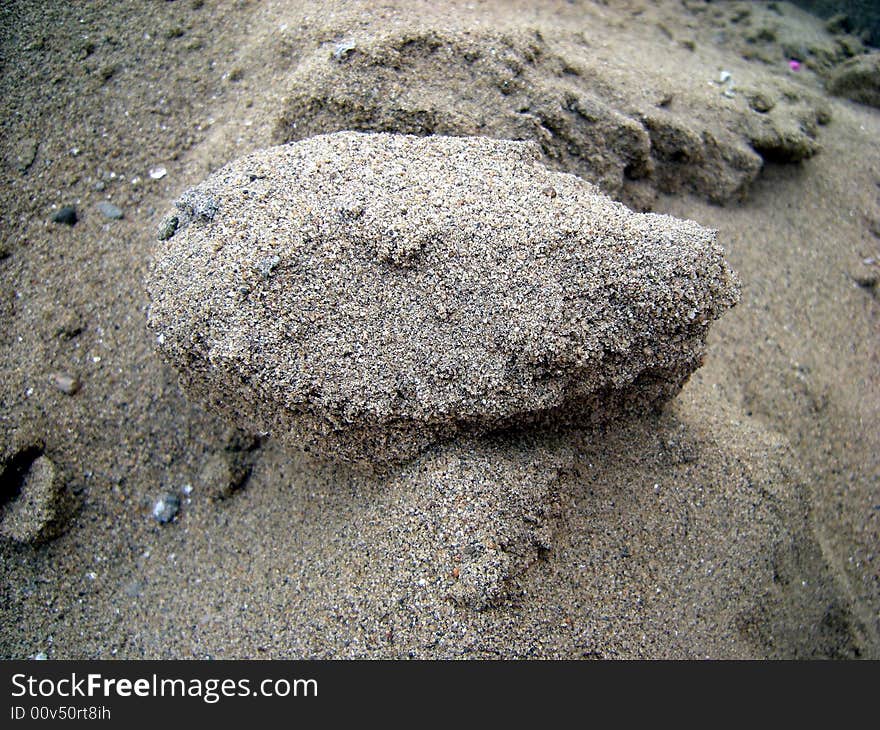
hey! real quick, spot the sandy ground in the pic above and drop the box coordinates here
[1,0,878,659]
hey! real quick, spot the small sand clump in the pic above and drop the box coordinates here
[148,131,739,465]
[0,448,72,545]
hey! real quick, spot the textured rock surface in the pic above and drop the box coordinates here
[148,132,739,464]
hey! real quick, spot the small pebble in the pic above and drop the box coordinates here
[12,137,38,173]
[333,40,356,61]
[97,201,123,220]
[157,215,179,241]
[50,372,81,395]
[253,255,281,278]
[152,494,180,524]
[52,206,78,226]
[718,70,732,84]
[149,165,167,180]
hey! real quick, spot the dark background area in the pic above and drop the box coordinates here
[792,0,880,46]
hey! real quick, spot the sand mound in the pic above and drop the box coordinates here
[827,50,880,106]
[124,387,859,658]
[273,24,829,206]
[147,132,739,464]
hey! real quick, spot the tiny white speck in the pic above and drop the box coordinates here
[149,166,167,180]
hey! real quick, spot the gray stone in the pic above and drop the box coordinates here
[97,201,124,219]
[49,372,80,395]
[10,137,38,173]
[151,494,180,524]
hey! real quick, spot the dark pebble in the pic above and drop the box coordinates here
[54,310,84,338]
[52,206,78,226]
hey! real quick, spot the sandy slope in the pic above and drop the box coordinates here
[1,0,877,658]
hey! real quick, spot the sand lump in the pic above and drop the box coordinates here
[827,51,880,108]
[273,26,830,207]
[0,439,72,545]
[148,131,739,465]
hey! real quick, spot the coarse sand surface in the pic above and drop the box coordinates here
[1,0,878,658]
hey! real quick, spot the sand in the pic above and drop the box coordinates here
[1,0,878,659]
[147,132,737,464]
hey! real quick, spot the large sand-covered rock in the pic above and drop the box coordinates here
[148,131,739,464]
